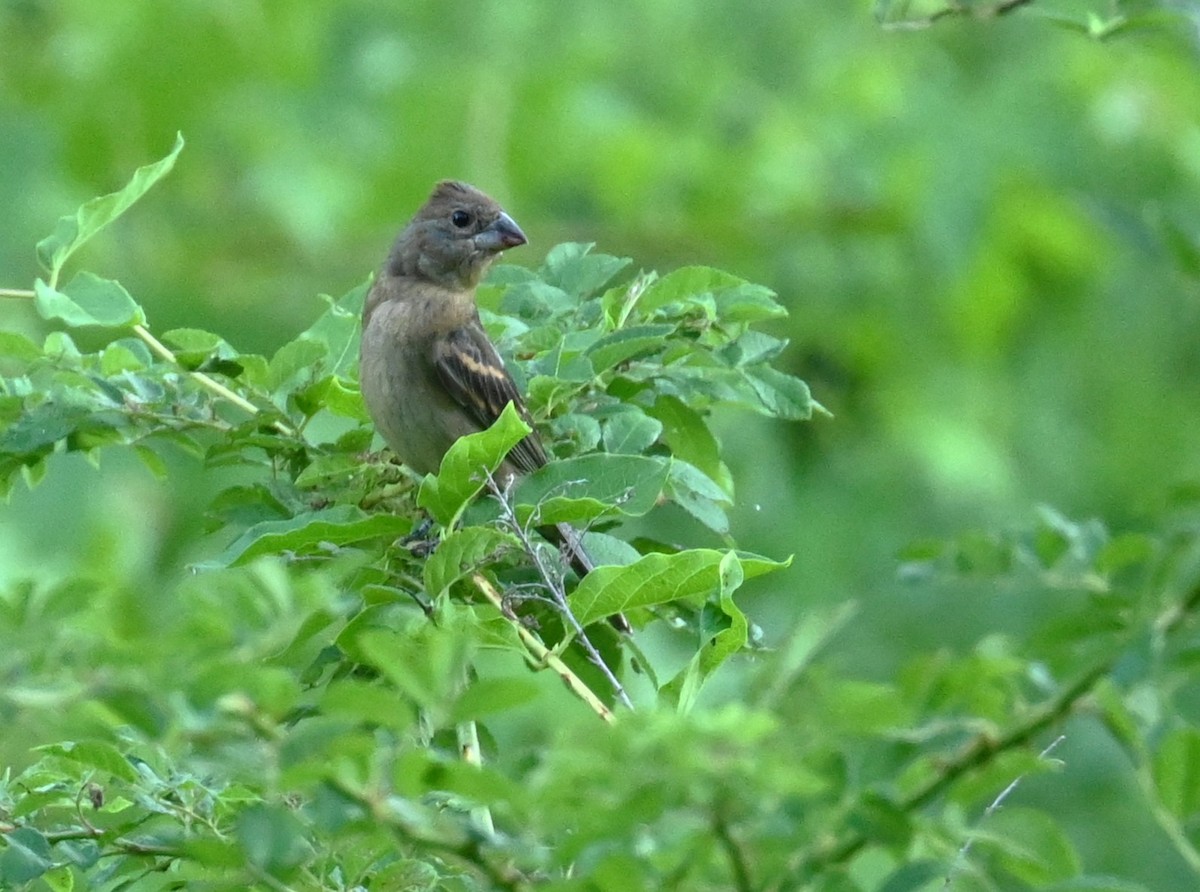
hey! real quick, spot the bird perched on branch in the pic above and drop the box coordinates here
[360,180,630,632]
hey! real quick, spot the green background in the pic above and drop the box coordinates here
[3,0,1200,886]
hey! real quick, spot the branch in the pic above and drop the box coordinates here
[132,324,294,436]
[328,774,531,892]
[942,735,1066,888]
[471,573,615,724]
[485,475,634,711]
[788,580,1200,881]
[0,285,293,436]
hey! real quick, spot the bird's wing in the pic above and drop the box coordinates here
[431,323,548,475]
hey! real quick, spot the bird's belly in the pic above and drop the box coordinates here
[359,325,464,476]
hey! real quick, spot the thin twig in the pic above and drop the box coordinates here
[485,474,634,711]
[1,285,293,436]
[471,573,614,724]
[789,582,1200,881]
[132,324,294,435]
[943,735,1065,888]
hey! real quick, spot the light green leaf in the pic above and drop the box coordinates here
[424,526,517,599]
[602,409,662,455]
[647,394,730,492]
[515,454,669,526]
[1154,726,1200,819]
[34,273,146,329]
[666,460,732,535]
[984,806,1081,884]
[34,740,139,782]
[450,677,540,723]
[637,266,785,321]
[746,365,814,419]
[586,324,675,373]
[541,242,631,299]
[36,132,184,284]
[417,403,531,526]
[666,551,750,712]
[199,506,411,568]
[293,282,367,380]
[570,548,788,627]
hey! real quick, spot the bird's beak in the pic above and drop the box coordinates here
[474,212,527,252]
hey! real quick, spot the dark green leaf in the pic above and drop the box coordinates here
[0,827,53,884]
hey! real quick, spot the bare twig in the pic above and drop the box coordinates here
[943,735,1065,888]
[485,474,634,711]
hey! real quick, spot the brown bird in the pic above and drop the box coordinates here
[360,180,630,632]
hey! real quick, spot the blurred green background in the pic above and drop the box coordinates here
[4,0,1200,884]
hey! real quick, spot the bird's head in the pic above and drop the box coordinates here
[387,180,527,289]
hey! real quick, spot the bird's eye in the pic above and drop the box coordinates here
[451,210,472,229]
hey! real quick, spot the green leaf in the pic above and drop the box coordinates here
[34,273,146,329]
[666,460,732,535]
[647,395,730,492]
[293,283,367,380]
[665,551,750,711]
[0,827,53,884]
[984,806,1081,884]
[417,403,531,526]
[318,679,416,731]
[745,365,814,419]
[637,266,785,322]
[424,526,517,599]
[601,409,663,455]
[541,242,631,299]
[237,804,309,876]
[450,677,540,723]
[1154,726,1200,819]
[515,454,670,526]
[36,132,184,283]
[570,548,788,627]
[0,331,42,364]
[199,506,411,568]
[35,740,139,782]
[586,324,675,373]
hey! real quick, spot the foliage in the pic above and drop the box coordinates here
[5,1,1200,890]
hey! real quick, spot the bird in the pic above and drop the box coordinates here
[359,180,630,633]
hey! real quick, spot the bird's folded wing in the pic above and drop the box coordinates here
[432,324,548,475]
